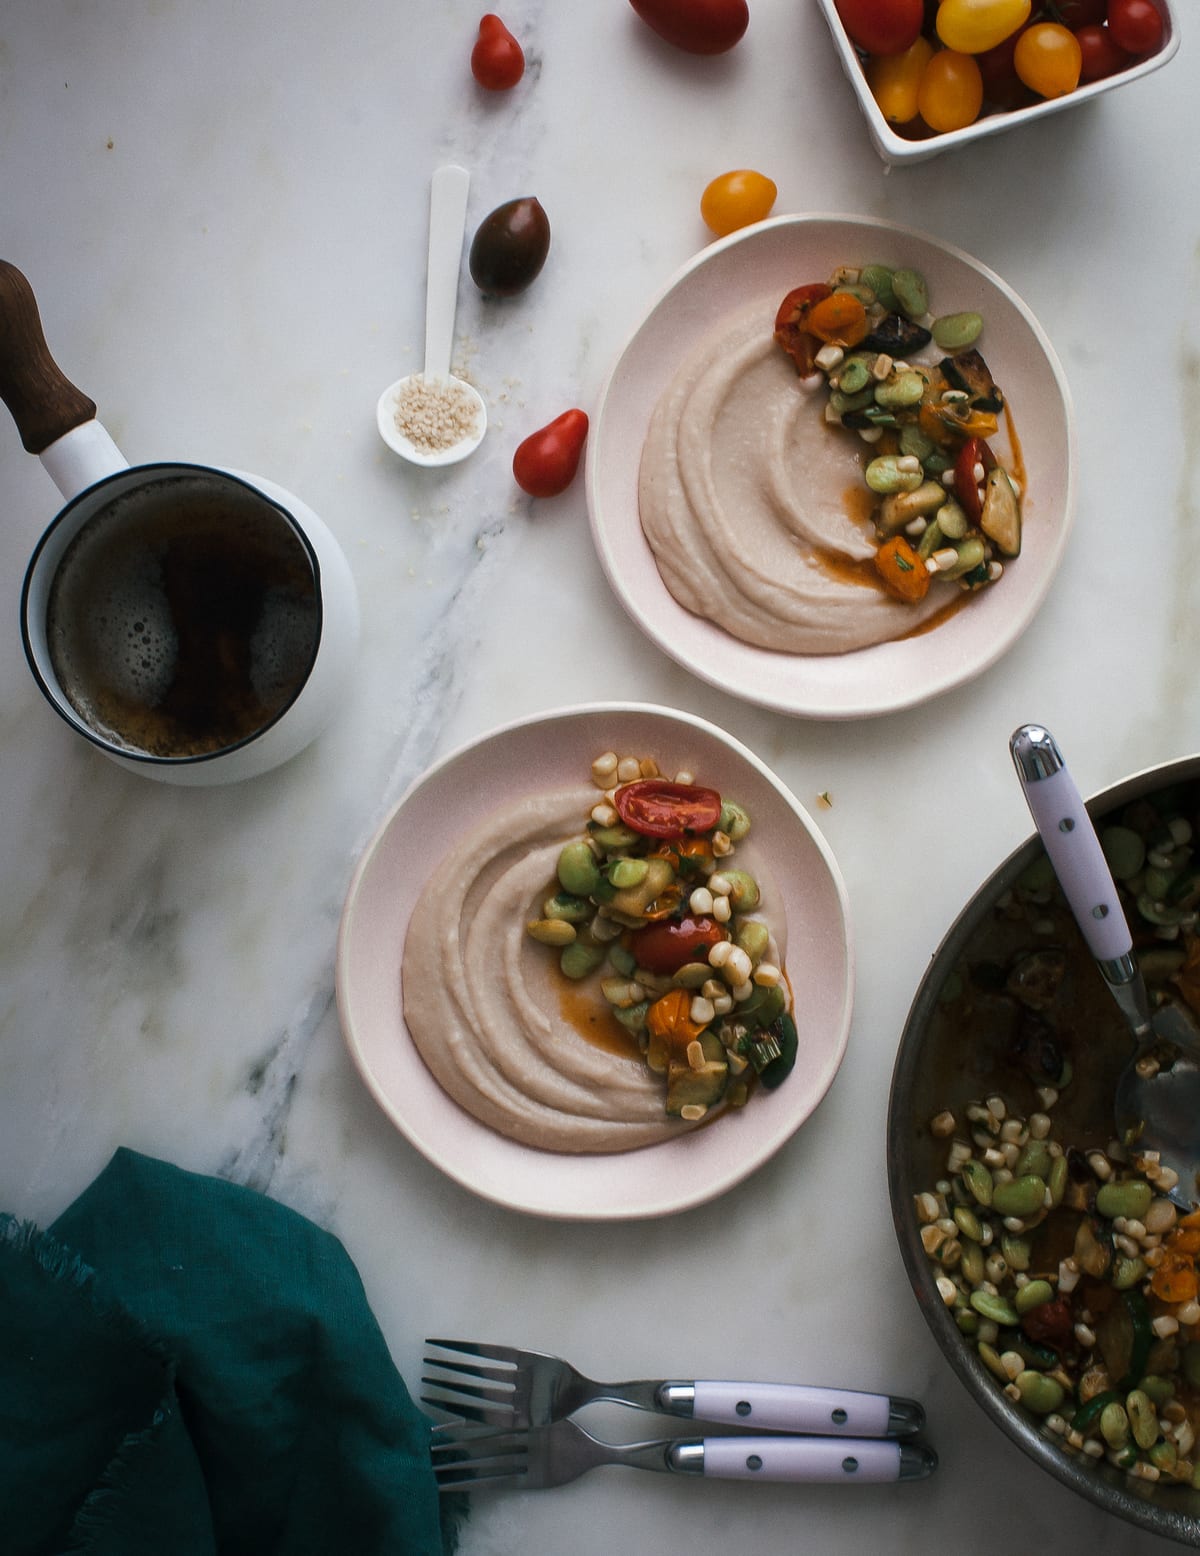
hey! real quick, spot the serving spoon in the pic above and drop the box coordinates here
[1010,723,1200,1210]
[376,164,486,467]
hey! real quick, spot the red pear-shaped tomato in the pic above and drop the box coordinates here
[628,0,749,55]
[512,410,589,498]
[471,15,525,90]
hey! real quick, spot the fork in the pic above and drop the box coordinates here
[432,1418,938,1491]
[422,1339,924,1438]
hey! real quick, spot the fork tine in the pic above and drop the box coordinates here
[430,1427,531,1491]
[421,1389,515,1427]
[422,1359,517,1390]
[424,1337,523,1366]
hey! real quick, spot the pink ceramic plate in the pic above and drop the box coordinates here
[586,214,1076,720]
[336,703,853,1221]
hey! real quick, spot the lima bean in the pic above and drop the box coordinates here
[991,1175,1047,1218]
[931,311,983,350]
[1126,1389,1159,1450]
[865,455,924,495]
[1096,1179,1154,1221]
[557,841,601,897]
[1016,1370,1064,1416]
[891,267,928,321]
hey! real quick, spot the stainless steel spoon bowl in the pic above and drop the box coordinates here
[1011,722,1200,1208]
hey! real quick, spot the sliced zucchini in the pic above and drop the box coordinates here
[980,465,1021,558]
[666,1028,728,1117]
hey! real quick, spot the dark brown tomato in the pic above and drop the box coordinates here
[469,197,551,297]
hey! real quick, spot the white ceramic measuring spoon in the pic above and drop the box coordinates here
[376,164,485,467]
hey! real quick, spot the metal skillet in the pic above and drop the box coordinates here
[1011,723,1200,1209]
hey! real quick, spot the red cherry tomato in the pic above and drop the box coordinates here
[512,410,589,498]
[1076,22,1131,79]
[630,915,728,974]
[470,15,525,90]
[976,25,1030,106]
[1053,0,1107,23]
[953,437,996,523]
[613,781,723,839]
[1106,0,1163,54]
[835,0,924,54]
[773,283,832,377]
[627,0,749,55]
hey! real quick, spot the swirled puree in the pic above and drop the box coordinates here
[639,265,1021,655]
[402,764,793,1155]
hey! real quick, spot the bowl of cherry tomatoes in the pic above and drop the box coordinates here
[816,0,1179,165]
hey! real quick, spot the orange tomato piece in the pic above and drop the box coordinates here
[646,988,706,1046]
[807,292,870,347]
[1151,1265,1199,1304]
[875,535,931,603]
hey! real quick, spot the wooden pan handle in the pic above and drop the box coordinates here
[0,260,97,454]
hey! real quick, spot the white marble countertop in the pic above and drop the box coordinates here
[2,3,1198,1551]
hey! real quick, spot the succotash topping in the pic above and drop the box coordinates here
[774,261,1022,607]
[918,792,1200,1487]
[525,752,796,1123]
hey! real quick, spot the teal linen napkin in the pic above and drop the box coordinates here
[0,1148,452,1556]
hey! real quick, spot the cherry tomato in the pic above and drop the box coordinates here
[953,436,996,523]
[613,780,723,839]
[469,197,551,296]
[512,409,589,498]
[1021,1294,1074,1350]
[1052,0,1107,24]
[917,48,984,131]
[629,915,728,974]
[470,15,525,90]
[976,24,1030,105]
[773,283,832,377]
[807,292,870,347]
[935,0,1030,55]
[1014,21,1082,96]
[866,35,934,122]
[1076,21,1131,79]
[628,0,749,55]
[1106,0,1163,54]
[834,0,924,54]
[700,170,778,238]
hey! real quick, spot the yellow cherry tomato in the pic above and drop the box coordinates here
[1014,22,1082,97]
[917,49,984,132]
[699,169,777,238]
[866,36,934,124]
[935,0,1030,53]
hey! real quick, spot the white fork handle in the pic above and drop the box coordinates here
[687,1380,896,1436]
[675,1436,929,1483]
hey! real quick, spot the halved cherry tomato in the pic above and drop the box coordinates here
[773,283,831,377]
[807,292,870,347]
[1014,21,1081,96]
[613,780,722,839]
[1106,0,1163,54]
[954,436,997,523]
[1076,22,1131,80]
[470,15,525,90]
[645,987,706,1047]
[834,0,924,55]
[630,914,728,974]
[512,409,588,498]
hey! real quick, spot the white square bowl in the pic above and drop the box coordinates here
[815,0,1180,165]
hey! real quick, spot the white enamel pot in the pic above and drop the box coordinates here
[0,261,359,785]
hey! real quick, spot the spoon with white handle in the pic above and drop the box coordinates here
[1010,723,1200,1209]
[376,164,485,467]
